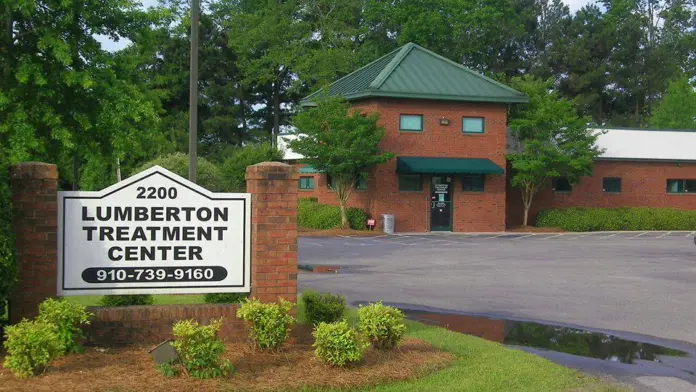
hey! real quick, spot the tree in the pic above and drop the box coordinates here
[290,98,393,228]
[649,77,696,129]
[507,76,602,226]
[220,143,284,192]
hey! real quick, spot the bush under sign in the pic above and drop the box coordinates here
[57,166,251,296]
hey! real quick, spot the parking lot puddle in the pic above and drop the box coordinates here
[403,310,692,366]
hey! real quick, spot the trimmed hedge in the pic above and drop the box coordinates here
[536,207,696,231]
[298,198,367,230]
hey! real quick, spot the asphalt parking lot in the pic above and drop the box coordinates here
[299,231,696,345]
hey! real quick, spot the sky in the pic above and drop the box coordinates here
[97,0,595,52]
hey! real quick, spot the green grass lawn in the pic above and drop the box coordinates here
[298,304,626,392]
[63,295,626,391]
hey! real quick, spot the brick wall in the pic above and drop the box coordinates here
[246,162,299,303]
[507,160,696,227]
[85,304,244,346]
[9,162,58,323]
[296,98,509,232]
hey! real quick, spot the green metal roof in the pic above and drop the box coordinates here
[302,43,527,105]
[396,157,504,175]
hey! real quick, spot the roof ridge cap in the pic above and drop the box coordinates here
[369,43,415,90]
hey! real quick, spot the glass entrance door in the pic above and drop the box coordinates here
[430,176,452,231]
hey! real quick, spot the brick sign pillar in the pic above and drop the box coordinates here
[9,162,58,323]
[246,162,298,303]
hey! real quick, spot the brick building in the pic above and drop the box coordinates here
[281,43,696,232]
[507,128,696,227]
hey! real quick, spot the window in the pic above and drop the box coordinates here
[400,114,423,132]
[552,177,572,193]
[399,174,422,191]
[299,176,315,190]
[603,177,621,193]
[462,175,485,192]
[462,117,485,134]
[667,179,696,194]
[356,176,367,191]
[327,175,367,191]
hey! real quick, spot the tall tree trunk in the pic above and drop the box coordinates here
[335,176,353,229]
[339,202,348,229]
[521,186,535,227]
[3,2,13,81]
[272,80,281,147]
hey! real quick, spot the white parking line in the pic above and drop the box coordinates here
[688,232,696,237]
[628,232,649,239]
[512,234,535,240]
[542,234,565,240]
[482,234,507,240]
[569,233,592,240]
[303,241,324,247]
[656,232,672,239]
[599,233,619,240]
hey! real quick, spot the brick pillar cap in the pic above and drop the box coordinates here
[9,162,58,180]
[246,161,297,180]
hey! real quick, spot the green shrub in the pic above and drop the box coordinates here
[236,298,295,351]
[298,198,367,230]
[3,320,63,378]
[100,295,154,307]
[357,302,406,350]
[313,320,368,367]
[169,318,232,379]
[37,298,92,354]
[204,293,249,304]
[536,207,696,231]
[301,290,346,325]
[220,143,284,192]
[132,153,225,192]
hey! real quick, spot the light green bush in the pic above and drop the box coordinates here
[100,295,154,307]
[298,198,367,230]
[357,302,406,350]
[301,290,346,325]
[3,320,63,378]
[37,298,93,354]
[169,318,232,379]
[220,143,284,192]
[204,293,248,304]
[236,298,295,351]
[536,207,696,231]
[313,320,368,367]
[132,153,225,192]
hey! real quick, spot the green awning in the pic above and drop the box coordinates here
[396,157,504,175]
[299,165,321,174]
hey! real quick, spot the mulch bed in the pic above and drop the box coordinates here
[299,228,385,237]
[0,335,453,392]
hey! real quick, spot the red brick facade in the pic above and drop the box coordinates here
[9,162,59,323]
[296,98,509,232]
[507,160,696,227]
[246,162,299,304]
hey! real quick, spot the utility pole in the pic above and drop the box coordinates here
[188,0,200,183]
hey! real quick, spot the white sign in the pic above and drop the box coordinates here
[57,166,251,296]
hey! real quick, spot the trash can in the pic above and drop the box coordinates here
[382,214,394,234]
